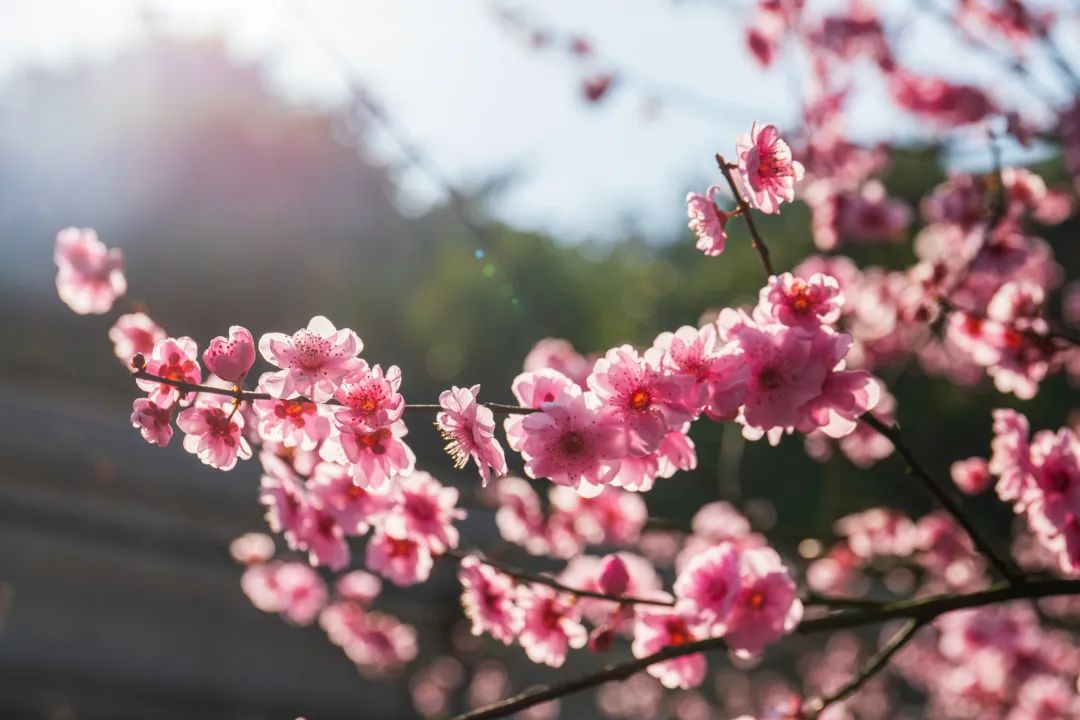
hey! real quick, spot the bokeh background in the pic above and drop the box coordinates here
[1,1,1079,719]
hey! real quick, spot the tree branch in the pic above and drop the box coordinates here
[715,153,775,278]
[451,578,1080,720]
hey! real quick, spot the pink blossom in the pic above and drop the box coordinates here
[951,457,992,495]
[242,561,327,625]
[320,602,418,673]
[296,507,351,571]
[735,122,804,214]
[459,555,519,645]
[308,461,392,535]
[686,187,729,256]
[230,532,275,565]
[836,508,918,560]
[252,391,331,451]
[336,570,383,605]
[890,72,995,127]
[674,543,741,633]
[631,599,706,689]
[597,554,631,596]
[333,362,405,432]
[202,325,256,383]
[722,547,803,657]
[588,345,693,455]
[516,388,628,496]
[505,370,578,452]
[136,336,202,408]
[653,324,748,420]
[54,227,126,314]
[756,273,844,331]
[366,519,435,586]
[130,397,173,447]
[325,420,416,490]
[836,181,912,242]
[392,470,465,554]
[176,399,252,470]
[437,385,508,485]
[493,476,550,555]
[109,312,165,365]
[1008,674,1080,720]
[514,584,587,667]
[523,339,592,387]
[258,316,363,402]
[549,485,648,547]
[260,471,309,549]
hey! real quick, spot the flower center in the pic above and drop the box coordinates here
[292,329,330,370]
[666,617,691,645]
[756,366,784,390]
[628,388,651,411]
[559,431,587,456]
[747,590,766,610]
[388,537,415,558]
[789,280,811,313]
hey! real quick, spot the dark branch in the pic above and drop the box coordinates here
[715,153,775,277]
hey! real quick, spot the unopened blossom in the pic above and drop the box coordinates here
[307,461,392,535]
[686,187,729,256]
[458,555,519,645]
[259,315,363,402]
[326,420,416,490]
[514,584,587,667]
[756,273,844,331]
[560,553,661,628]
[516,388,629,497]
[136,336,202,408]
[393,470,465,554]
[336,570,383,605]
[241,561,327,626]
[252,390,330,451]
[674,542,742,634]
[735,122,804,214]
[229,532,275,565]
[588,345,693,455]
[130,397,173,447]
[436,385,508,484]
[722,546,803,657]
[54,227,126,314]
[334,362,405,433]
[176,398,252,471]
[109,312,165,365]
[203,325,256,383]
[951,457,992,495]
[631,599,707,689]
[365,519,434,586]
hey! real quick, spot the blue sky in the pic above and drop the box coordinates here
[2,0,1077,239]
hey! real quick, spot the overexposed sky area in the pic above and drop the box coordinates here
[2,0,1078,239]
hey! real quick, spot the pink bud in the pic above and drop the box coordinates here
[597,554,630,597]
[203,325,256,383]
[588,625,615,653]
[950,457,991,495]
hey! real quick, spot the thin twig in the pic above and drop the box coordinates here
[802,619,924,718]
[859,413,1020,583]
[451,578,1080,720]
[715,153,775,278]
[447,550,675,608]
[130,369,533,415]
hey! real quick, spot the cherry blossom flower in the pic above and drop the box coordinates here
[251,391,330,451]
[136,336,202,408]
[674,543,741,634]
[230,532,275,565]
[324,420,416,490]
[307,461,392,535]
[436,385,508,485]
[130,397,173,447]
[296,506,351,571]
[336,570,383,605]
[735,122,805,214]
[722,547,803,658]
[54,227,126,314]
[366,518,435,586]
[242,561,327,625]
[516,388,629,496]
[109,312,165,365]
[549,485,648,547]
[686,187,729,256]
[522,339,593,388]
[836,508,918,560]
[951,457,992,495]
[755,273,845,331]
[459,555,519,645]
[333,362,405,433]
[836,181,912,242]
[260,470,309,550]
[176,398,252,471]
[890,72,995,127]
[259,315,363,402]
[392,470,465,554]
[631,599,707,689]
[320,602,418,673]
[514,584,587,667]
[653,324,748,420]
[203,325,256,383]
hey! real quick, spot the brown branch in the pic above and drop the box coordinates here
[451,578,1080,720]
[859,412,1020,583]
[802,619,924,718]
[715,153,775,278]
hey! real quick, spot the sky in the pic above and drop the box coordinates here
[2,0,1078,240]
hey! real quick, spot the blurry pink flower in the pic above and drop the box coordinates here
[203,325,256,383]
[297,508,350,571]
[597,554,630,597]
[333,362,405,432]
[736,122,804,214]
[517,389,628,496]
[836,508,918,560]
[393,470,465,554]
[493,476,550,555]
[890,71,995,126]
[136,336,202,408]
[522,339,592,388]
[631,601,706,689]
[459,555,519,645]
[722,547,803,657]
[252,391,330,451]
[366,520,434,586]
[837,181,912,242]
[259,316,363,402]
[549,485,648,547]
[260,471,309,550]
[308,461,392,535]
[130,397,173,447]
[242,561,327,625]
[320,602,418,673]
[176,399,252,470]
[335,570,382,605]
[514,584,587,667]
[329,420,416,490]
[756,273,844,330]
[505,369,578,452]
[653,324,748,420]
[437,385,508,485]
[582,73,614,103]
[229,532,275,565]
[109,312,165,365]
[686,187,729,256]
[674,543,741,633]
[54,227,126,314]
[951,457,992,495]
[588,345,693,455]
